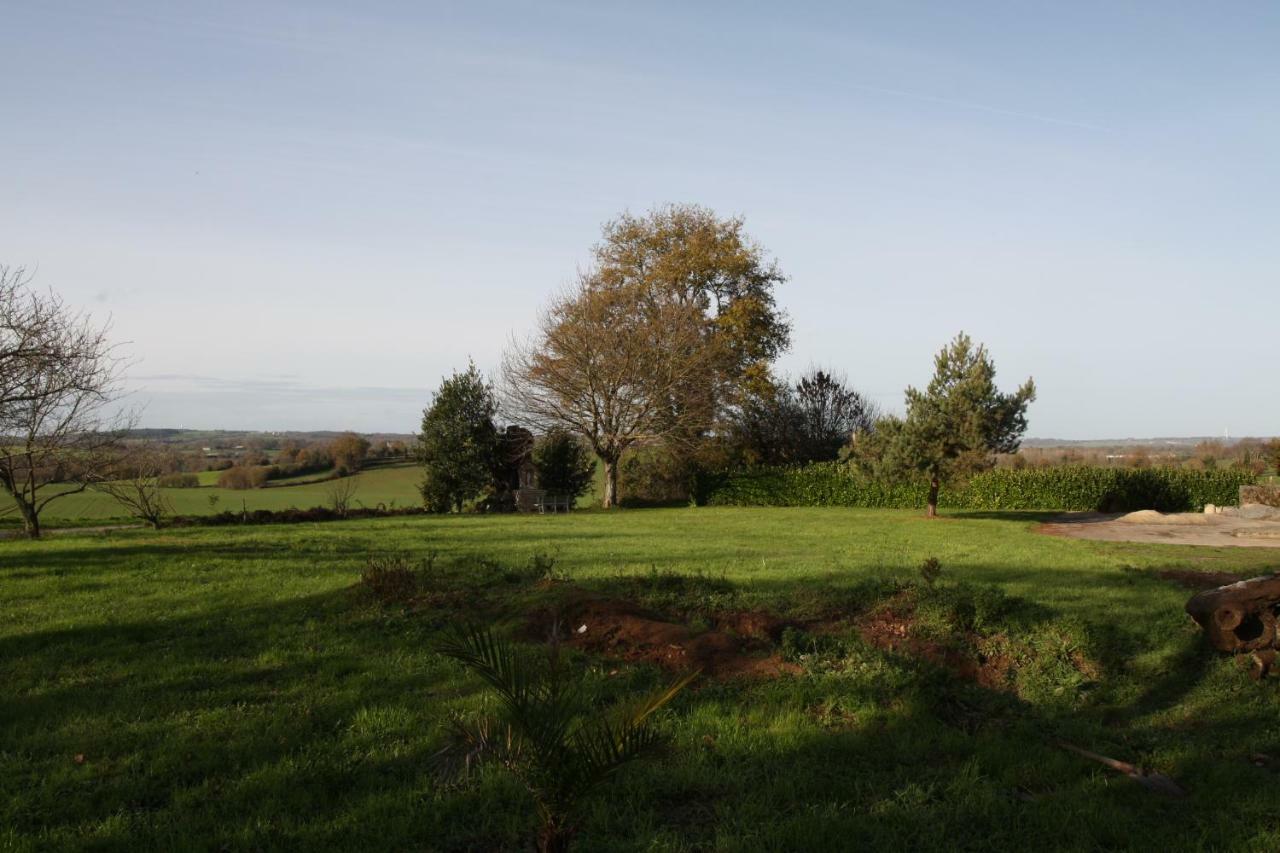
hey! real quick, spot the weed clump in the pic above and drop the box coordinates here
[360,551,436,605]
[919,556,943,587]
[492,552,568,584]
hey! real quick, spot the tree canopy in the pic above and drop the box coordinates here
[731,369,878,465]
[592,204,790,400]
[868,333,1035,517]
[531,429,595,506]
[418,362,499,513]
[504,205,789,507]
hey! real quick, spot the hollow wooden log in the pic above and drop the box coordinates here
[1185,575,1280,654]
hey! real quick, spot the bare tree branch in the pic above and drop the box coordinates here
[1,265,131,537]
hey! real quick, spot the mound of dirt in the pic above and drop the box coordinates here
[550,597,799,680]
[1118,510,1209,526]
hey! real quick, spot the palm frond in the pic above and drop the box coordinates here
[431,713,524,780]
[436,624,539,711]
[617,670,699,729]
[569,670,697,784]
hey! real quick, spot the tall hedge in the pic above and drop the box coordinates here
[701,464,1254,513]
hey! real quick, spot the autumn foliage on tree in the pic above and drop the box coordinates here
[504,205,789,507]
[328,431,370,474]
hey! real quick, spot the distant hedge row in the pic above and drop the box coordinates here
[700,464,1255,513]
[170,505,426,527]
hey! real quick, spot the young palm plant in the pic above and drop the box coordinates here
[434,624,697,852]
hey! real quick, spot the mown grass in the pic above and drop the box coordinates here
[2,507,1278,851]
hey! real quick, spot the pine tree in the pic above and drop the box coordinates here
[888,333,1036,517]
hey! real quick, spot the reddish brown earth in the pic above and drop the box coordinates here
[854,595,1016,691]
[551,597,799,680]
[529,588,1094,693]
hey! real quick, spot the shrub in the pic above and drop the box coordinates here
[434,625,696,853]
[703,463,1254,513]
[619,450,692,506]
[919,557,943,587]
[360,553,420,605]
[531,429,594,506]
[157,473,200,488]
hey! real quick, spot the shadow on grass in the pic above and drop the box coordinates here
[4,528,1278,849]
[943,510,1065,523]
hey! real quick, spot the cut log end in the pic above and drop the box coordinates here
[1186,574,1280,655]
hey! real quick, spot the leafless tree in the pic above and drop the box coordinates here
[503,276,717,508]
[93,450,172,529]
[0,265,130,537]
[326,474,359,517]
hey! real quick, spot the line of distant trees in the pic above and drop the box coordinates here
[1006,438,1280,476]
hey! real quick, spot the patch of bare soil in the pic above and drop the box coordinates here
[547,597,799,680]
[854,595,1014,691]
[1038,512,1280,548]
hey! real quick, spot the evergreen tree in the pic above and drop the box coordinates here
[532,429,595,506]
[886,333,1035,517]
[418,362,499,512]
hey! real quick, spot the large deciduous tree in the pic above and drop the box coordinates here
[503,205,789,507]
[1,266,128,538]
[873,333,1035,518]
[503,277,714,508]
[591,204,790,402]
[417,362,499,513]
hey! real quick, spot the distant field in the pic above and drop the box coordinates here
[0,462,425,524]
[2,458,611,527]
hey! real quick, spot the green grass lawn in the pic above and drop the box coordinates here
[0,463,425,526]
[3,508,1278,850]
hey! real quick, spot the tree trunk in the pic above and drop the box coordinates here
[601,456,619,509]
[926,476,939,519]
[536,815,575,853]
[18,500,40,539]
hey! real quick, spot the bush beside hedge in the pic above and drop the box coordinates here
[701,464,1255,513]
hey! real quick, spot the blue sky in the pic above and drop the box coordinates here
[3,1,1277,437]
